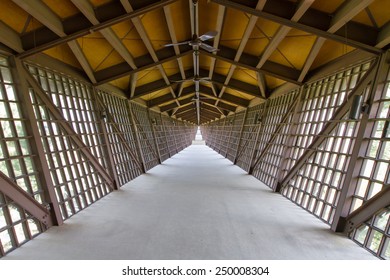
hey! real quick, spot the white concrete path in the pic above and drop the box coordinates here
[4,145,375,259]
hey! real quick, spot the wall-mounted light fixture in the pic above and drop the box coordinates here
[349,95,369,120]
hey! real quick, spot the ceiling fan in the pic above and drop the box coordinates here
[163,31,219,52]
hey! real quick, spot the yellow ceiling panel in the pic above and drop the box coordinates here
[141,9,171,51]
[111,21,149,58]
[89,0,114,8]
[312,41,355,70]
[199,55,211,70]
[43,44,82,69]
[181,53,194,70]
[214,60,231,76]
[76,34,125,71]
[219,7,249,50]
[95,50,126,71]
[265,76,286,89]
[232,68,258,86]
[199,0,221,36]
[142,88,171,101]
[169,0,191,42]
[136,68,163,87]
[269,29,317,70]
[162,60,180,76]
[310,0,344,14]
[109,76,129,90]
[42,0,79,19]
[224,88,254,100]
[244,37,269,57]
[353,9,374,27]
[243,18,280,56]
[0,0,43,34]
[364,0,390,27]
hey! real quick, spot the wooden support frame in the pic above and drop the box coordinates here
[278,59,379,189]
[249,92,301,175]
[20,62,116,190]
[11,57,63,225]
[127,102,147,172]
[331,53,388,232]
[344,185,390,233]
[0,171,52,227]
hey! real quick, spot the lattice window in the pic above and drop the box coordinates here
[98,91,143,186]
[351,66,390,212]
[251,93,298,188]
[27,65,112,220]
[162,116,177,156]
[284,63,371,172]
[131,103,159,171]
[351,207,390,259]
[281,62,372,224]
[149,111,169,162]
[0,57,44,256]
[236,104,265,172]
[227,111,246,162]
[348,61,390,259]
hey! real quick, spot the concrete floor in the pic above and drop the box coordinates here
[4,145,376,259]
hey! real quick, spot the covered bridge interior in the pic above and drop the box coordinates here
[0,0,389,259]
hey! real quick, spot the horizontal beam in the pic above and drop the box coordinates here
[210,0,381,54]
[96,48,193,85]
[201,46,301,85]
[18,0,179,58]
[0,171,52,227]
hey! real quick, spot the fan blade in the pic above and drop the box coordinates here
[199,43,219,52]
[199,30,218,41]
[170,79,189,83]
[163,41,190,47]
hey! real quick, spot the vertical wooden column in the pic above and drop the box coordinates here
[234,109,248,164]
[248,101,268,174]
[274,86,305,191]
[127,102,146,173]
[11,57,63,226]
[147,109,162,164]
[92,89,119,189]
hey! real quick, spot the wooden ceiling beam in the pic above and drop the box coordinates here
[298,0,375,82]
[95,48,192,85]
[376,22,390,48]
[0,21,24,52]
[12,0,97,83]
[257,0,314,68]
[201,45,301,84]
[18,0,178,58]
[71,0,137,69]
[215,0,266,103]
[210,0,381,54]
